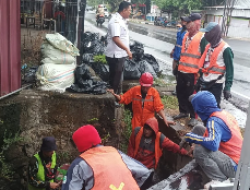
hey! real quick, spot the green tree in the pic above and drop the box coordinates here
[154,0,225,17]
[154,0,203,19]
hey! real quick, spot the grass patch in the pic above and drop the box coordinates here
[120,109,132,153]
[154,78,170,87]
[161,95,179,110]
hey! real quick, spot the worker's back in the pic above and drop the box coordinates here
[80,146,140,190]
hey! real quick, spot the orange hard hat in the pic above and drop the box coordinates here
[140,72,153,87]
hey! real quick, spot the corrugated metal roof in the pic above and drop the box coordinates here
[234,0,250,9]
[0,0,21,97]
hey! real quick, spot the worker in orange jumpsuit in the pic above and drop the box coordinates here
[109,72,175,130]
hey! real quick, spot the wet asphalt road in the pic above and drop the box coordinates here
[85,13,250,101]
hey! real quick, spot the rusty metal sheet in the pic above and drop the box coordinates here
[0,0,21,97]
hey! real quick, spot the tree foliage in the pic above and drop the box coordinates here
[155,0,202,14]
[86,0,124,13]
[154,0,225,17]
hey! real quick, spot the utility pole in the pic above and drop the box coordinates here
[76,0,87,65]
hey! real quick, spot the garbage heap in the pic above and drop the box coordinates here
[81,32,161,82]
[35,32,161,94]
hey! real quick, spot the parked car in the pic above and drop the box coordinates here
[154,17,167,26]
[165,21,178,27]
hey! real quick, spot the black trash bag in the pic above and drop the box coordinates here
[124,59,142,80]
[22,66,38,84]
[143,53,160,73]
[100,34,108,47]
[139,60,157,79]
[82,32,99,53]
[82,53,94,64]
[66,64,107,95]
[67,80,107,95]
[89,62,109,82]
[82,32,106,55]
[132,46,144,61]
[130,40,144,50]
[92,43,105,55]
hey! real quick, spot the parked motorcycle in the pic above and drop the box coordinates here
[96,15,105,26]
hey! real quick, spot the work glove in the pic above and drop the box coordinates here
[223,90,232,100]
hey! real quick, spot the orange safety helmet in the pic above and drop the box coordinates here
[140,72,153,87]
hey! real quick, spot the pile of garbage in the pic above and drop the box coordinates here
[66,63,107,95]
[36,33,79,92]
[35,33,107,94]
[35,32,161,94]
[81,32,161,81]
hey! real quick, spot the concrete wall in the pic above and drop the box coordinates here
[228,17,250,38]
[0,89,119,189]
[205,8,250,38]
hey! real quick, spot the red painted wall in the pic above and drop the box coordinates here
[0,0,21,97]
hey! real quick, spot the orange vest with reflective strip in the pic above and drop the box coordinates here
[178,32,204,73]
[134,127,162,169]
[199,40,227,75]
[128,86,164,130]
[80,146,140,190]
[204,111,242,164]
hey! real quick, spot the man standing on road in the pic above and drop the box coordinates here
[180,91,242,189]
[170,16,187,95]
[196,22,234,107]
[105,1,132,99]
[174,13,208,127]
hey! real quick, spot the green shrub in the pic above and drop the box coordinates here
[93,55,107,64]
[120,109,132,153]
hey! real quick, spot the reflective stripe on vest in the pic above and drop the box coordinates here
[178,32,204,73]
[134,127,162,169]
[28,152,56,190]
[200,41,227,75]
[80,146,140,190]
[180,52,201,59]
[205,111,242,164]
[179,62,200,69]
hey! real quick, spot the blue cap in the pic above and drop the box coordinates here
[200,22,218,32]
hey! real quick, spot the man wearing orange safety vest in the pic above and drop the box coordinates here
[196,22,234,107]
[62,125,151,190]
[110,72,175,130]
[181,91,242,189]
[128,117,188,174]
[174,13,208,127]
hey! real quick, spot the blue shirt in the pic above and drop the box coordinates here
[184,117,237,170]
[173,28,186,61]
